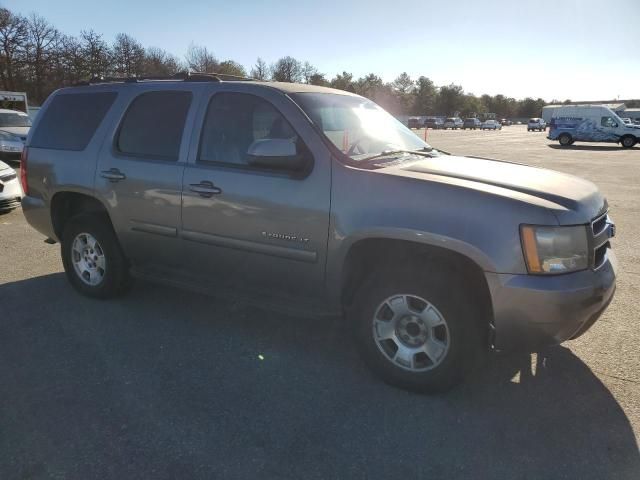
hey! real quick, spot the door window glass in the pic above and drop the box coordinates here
[117,91,192,159]
[199,93,297,166]
[601,116,618,128]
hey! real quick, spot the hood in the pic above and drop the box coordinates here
[0,160,12,172]
[386,155,606,224]
[0,126,29,139]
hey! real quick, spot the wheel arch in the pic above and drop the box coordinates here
[50,191,113,240]
[339,237,494,340]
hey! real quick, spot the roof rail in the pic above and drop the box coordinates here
[73,71,254,86]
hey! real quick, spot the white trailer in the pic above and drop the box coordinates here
[0,91,28,114]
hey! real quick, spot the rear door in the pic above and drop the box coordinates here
[95,87,197,268]
[180,86,332,302]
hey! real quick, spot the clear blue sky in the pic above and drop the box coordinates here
[6,0,640,101]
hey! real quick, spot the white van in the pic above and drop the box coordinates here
[548,105,640,148]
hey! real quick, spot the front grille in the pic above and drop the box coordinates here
[0,151,21,161]
[590,211,614,270]
[0,197,21,210]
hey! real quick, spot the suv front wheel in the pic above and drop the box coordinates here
[351,265,485,393]
[61,214,132,299]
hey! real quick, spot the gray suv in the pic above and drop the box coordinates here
[21,75,617,392]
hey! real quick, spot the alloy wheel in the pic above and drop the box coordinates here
[372,294,450,372]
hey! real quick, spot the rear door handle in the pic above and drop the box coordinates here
[100,168,126,182]
[189,181,222,198]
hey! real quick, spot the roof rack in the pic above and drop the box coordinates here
[73,71,254,86]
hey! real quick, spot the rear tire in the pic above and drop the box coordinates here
[621,135,637,148]
[350,264,486,393]
[61,214,132,299]
[559,133,573,146]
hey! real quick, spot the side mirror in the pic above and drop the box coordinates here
[247,138,308,172]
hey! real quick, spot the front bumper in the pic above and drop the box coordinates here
[486,251,617,351]
[0,176,22,211]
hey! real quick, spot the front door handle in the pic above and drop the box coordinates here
[100,168,126,182]
[189,181,222,198]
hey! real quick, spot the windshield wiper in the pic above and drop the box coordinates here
[360,147,437,163]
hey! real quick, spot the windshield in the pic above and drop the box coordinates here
[0,112,32,127]
[290,93,430,161]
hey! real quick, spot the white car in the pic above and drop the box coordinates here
[527,118,546,131]
[0,160,22,212]
[443,117,463,129]
[481,119,502,130]
[0,109,30,162]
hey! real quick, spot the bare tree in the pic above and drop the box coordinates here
[0,8,28,90]
[301,61,317,83]
[80,30,111,78]
[24,14,59,102]
[217,60,246,77]
[270,56,302,83]
[112,33,144,77]
[143,46,181,76]
[250,57,268,80]
[185,43,218,73]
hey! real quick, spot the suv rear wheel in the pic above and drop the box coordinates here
[350,265,485,393]
[61,214,132,298]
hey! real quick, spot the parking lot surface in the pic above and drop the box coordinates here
[1,125,639,479]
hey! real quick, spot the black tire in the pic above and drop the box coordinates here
[621,135,637,149]
[61,214,132,299]
[350,263,486,393]
[527,128,531,132]
[559,133,573,146]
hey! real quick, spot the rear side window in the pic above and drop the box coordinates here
[117,91,192,159]
[30,92,117,150]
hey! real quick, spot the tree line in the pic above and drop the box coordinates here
[1,6,562,118]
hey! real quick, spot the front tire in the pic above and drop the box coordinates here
[351,265,485,393]
[621,135,637,148]
[61,214,132,299]
[559,133,573,146]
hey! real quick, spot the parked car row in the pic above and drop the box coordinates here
[410,116,516,130]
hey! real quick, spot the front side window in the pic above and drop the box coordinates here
[117,91,192,159]
[199,93,297,166]
[601,116,618,128]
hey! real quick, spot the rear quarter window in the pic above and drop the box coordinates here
[30,92,117,151]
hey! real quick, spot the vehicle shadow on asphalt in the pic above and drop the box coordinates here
[547,144,634,151]
[2,273,639,480]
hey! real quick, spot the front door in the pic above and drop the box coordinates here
[95,88,195,268]
[599,114,621,143]
[181,88,331,302]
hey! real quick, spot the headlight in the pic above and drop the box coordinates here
[520,225,589,274]
[0,131,18,141]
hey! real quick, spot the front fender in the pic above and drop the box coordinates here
[324,227,496,307]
